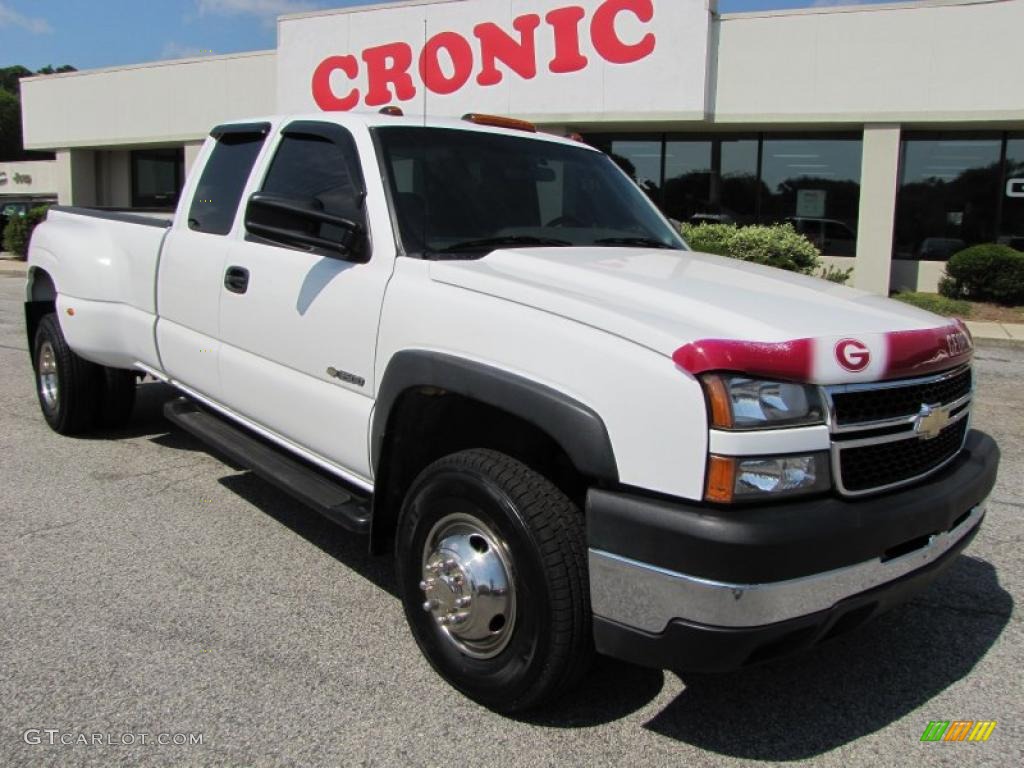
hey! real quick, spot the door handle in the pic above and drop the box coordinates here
[224,266,250,294]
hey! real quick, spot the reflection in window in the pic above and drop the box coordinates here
[131,148,184,209]
[760,137,862,258]
[893,135,1002,260]
[606,139,662,207]
[1001,135,1024,251]
[662,138,759,226]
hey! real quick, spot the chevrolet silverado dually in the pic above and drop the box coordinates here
[25,111,999,712]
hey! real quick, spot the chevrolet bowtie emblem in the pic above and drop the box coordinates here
[914,403,951,441]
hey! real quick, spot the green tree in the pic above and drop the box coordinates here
[0,65,76,161]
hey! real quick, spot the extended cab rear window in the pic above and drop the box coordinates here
[188,127,268,236]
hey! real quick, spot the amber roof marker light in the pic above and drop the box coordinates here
[461,113,537,133]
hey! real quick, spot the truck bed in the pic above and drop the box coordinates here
[28,206,174,371]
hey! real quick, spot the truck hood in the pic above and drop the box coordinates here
[429,247,972,384]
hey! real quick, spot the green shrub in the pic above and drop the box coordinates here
[680,222,734,256]
[680,222,822,275]
[943,243,1024,305]
[1,205,48,259]
[818,264,854,285]
[892,291,972,318]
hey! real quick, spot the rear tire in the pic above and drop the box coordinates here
[33,313,101,435]
[97,367,137,429]
[396,449,593,713]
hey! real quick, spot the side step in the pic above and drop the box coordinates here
[164,398,371,533]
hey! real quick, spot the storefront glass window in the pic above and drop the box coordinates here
[1001,135,1024,251]
[893,135,1002,260]
[663,138,759,225]
[131,148,184,209]
[760,136,863,258]
[604,138,662,206]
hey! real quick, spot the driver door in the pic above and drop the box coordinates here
[218,121,390,482]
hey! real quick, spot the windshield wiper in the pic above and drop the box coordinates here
[594,237,678,250]
[438,235,573,254]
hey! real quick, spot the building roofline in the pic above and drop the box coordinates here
[19,49,276,83]
[718,0,1009,22]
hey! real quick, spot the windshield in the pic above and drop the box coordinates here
[374,126,686,257]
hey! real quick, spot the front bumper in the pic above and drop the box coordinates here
[587,429,999,672]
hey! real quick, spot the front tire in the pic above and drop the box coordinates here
[33,313,101,435]
[396,449,593,713]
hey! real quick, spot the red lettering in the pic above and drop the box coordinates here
[474,15,541,86]
[591,0,655,64]
[420,32,474,95]
[362,42,417,106]
[311,55,359,111]
[545,6,588,74]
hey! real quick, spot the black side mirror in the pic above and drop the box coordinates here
[244,192,365,261]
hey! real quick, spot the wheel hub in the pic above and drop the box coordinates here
[420,514,516,659]
[38,340,59,410]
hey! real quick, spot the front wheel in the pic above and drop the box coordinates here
[396,449,593,713]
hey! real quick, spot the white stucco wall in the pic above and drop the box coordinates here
[21,51,277,150]
[713,0,1024,124]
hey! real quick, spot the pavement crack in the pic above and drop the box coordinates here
[990,498,1024,510]
[16,520,79,540]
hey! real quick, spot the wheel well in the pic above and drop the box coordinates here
[25,268,57,360]
[370,388,590,553]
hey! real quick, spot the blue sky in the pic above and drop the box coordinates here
[1,0,905,72]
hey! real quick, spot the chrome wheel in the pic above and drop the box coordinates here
[420,512,516,659]
[38,340,59,410]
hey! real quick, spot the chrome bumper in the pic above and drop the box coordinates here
[589,501,985,633]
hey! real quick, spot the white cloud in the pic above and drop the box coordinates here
[161,41,218,60]
[0,1,51,33]
[196,0,320,18]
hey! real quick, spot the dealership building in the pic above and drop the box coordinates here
[15,0,1024,294]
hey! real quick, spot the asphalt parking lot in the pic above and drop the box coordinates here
[1,273,1022,767]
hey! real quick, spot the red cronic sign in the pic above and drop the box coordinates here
[311,0,657,111]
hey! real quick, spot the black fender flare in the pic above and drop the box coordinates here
[371,350,619,482]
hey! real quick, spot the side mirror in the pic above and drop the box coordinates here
[244,192,365,261]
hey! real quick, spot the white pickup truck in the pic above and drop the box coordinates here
[26,111,999,712]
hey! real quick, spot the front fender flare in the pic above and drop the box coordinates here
[371,350,619,483]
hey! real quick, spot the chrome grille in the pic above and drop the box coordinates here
[824,365,973,496]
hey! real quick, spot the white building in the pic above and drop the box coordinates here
[18,0,1024,294]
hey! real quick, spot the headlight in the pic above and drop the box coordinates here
[702,374,824,430]
[706,452,831,503]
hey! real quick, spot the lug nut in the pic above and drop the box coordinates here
[422,599,438,612]
[444,558,458,570]
[455,596,471,608]
[419,579,435,592]
[451,612,469,624]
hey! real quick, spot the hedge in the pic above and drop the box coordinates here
[939,243,1024,305]
[681,222,822,276]
[2,205,50,259]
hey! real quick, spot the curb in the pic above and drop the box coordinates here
[974,337,1024,351]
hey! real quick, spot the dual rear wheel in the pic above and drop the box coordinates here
[33,313,137,435]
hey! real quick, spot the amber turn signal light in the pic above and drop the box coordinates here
[705,455,736,503]
[702,374,733,429]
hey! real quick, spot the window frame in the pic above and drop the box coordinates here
[186,122,271,237]
[244,120,370,259]
[130,147,184,210]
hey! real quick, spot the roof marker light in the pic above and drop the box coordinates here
[461,113,537,133]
